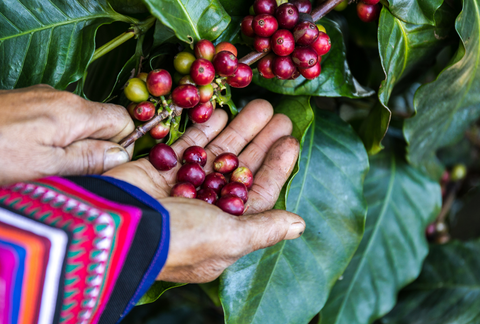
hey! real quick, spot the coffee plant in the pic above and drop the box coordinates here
[1,0,480,323]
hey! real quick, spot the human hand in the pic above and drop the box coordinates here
[0,85,135,185]
[105,99,305,283]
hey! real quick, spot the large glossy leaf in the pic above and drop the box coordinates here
[382,240,480,324]
[137,282,186,306]
[252,18,374,98]
[386,0,443,25]
[220,109,369,324]
[141,0,230,43]
[319,149,441,324]
[404,0,480,168]
[0,0,129,90]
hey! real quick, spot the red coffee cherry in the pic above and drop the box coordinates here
[290,0,312,14]
[194,39,216,61]
[150,143,178,171]
[289,68,301,80]
[361,0,380,5]
[231,167,254,189]
[146,69,172,97]
[357,2,381,22]
[217,195,245,216]
[133,101,155,121]
[241,15,255,37]
[293,21,319,46]
[190,58,215,86]
[270,29,295,56]
[275,3,299,29]
[213,153,239,174]
[150,121,170,140]
[299,61,321,80]
[253,14,278,38]
[257,53,276,79]
[170,182,197,198]
[221,182,248,203]
[182,146,207,166]
[177,162,206,188]
[196,188,218,204]
[227,63,253,88]
[188,101,214,124]
[292,46,318,68]
[273,56,296,79]
[172,85,200,108]
[215,42,238,56]
[178,75,196,86]
[202,172,227,194]
[254,36,272,53]
[253,0,277,15]
[198,84,214,103]
[213,51,238,77]
[311,32,331,56]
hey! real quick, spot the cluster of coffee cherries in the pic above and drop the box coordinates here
[241,0,331,80]
[149,143,253,216]
[123,40,252,140]
[356,0,382,23]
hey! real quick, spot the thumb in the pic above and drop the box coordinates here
[57,139,131,176]
[238,210,305,253]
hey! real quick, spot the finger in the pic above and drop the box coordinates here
[245,136,300,214]
[204,99,274,173]
[237,209,305,254]
[238,114,293,173]
[160,109,229,186]
[55,140,131,176]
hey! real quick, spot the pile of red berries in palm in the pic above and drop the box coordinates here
[149,143,253,216]
[123,40,252,140]
[241,0,331,80]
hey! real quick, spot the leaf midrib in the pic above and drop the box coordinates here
[0,14,114,41]
[330,154,396,324]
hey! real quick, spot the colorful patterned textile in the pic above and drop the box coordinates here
[0,176,169,324]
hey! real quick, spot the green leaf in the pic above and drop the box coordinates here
[0,0,129,89]
[199,279,221,307]
[404,0,480,169]
[382,239,480,324]
[386,0,443,25]
[218,0,250,17]
[213,16,243,46]
[108,0,148,14]
[166,114,188,145]
[252,18,374,98]
[319,149,441,324]
[137,281,186,305]
[273,96,314,210]
[220,109,369,324]
[359,102,392,155]
[224,99,238,117]
[141,0,231,43]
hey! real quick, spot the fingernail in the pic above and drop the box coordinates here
[286,222,305,240]
[104,146,130,171]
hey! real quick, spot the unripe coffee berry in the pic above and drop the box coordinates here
[188,101,214,123]
[253,0,277,15]
[231,167,254,189]
[311,32,331,56]
[172,85,200,108]
[290,0,312,14]
[254,36,272,53]
[150,143,178,171]
[182,146,207,167]
[253,14,278,38]
[213,51,238,77]
[124,78,149,103]
[202,172,227,194]
[177,163,206,188]
[173,52,196,74]
[146,69,172,96]
[221,182,248,203]
[133,101,156,121]
[171,182,197,198]
[215,42,237,56]
[198,84,214,103]
[275,3,299,29]
[213,153,239,174]
[137,72,148,82]
[241,15,255,37]
[150,120,170,140]
[257,53,276,79]
[217,195,245,216]
[197,188,218,204]
[195,39,216,61]
[357,2,381,22]
[273,56,296,79]
[127,102,136,118]
[292,46,318,68]
[227,63,253,88]
[190,58,215,86]
[270,29,295,56]
[299,61,321,80]
[178,75,196,86]
[293,21,319,46]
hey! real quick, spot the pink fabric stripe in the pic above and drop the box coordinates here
[0,245,17,324]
